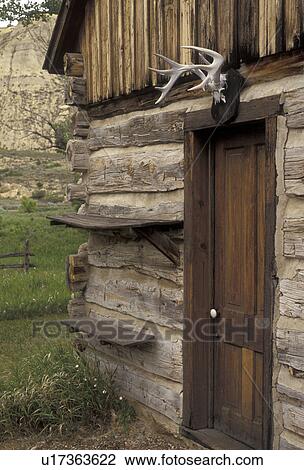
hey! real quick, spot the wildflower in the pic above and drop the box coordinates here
[119,396,123,401]
[75,364,79,369]
[94,384,97,389]
[102,390,107,394]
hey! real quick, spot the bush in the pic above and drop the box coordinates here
[0,342,135,439]
[20,197,37,213]
[31,190,46,200]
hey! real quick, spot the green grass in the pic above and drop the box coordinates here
[0,207,87,320]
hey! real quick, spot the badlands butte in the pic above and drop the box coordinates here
[0,18,72,203]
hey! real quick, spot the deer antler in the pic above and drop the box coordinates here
[150,48,227,105]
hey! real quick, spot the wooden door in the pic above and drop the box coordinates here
[213,128,266,449]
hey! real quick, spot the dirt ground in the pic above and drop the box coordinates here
[0,419,198,450]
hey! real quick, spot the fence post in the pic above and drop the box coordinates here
[24,240,30,273]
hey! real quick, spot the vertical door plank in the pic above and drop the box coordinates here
[242,348,254,420]
[183,130,213,429]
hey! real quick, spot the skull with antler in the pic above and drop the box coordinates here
[150,47,227,105]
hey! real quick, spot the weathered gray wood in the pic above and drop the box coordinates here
[280,274,304,319]
[50,214,183,230]
[284,218,304,258]
[66,140,89,172]
[277,320,304,371]
[61,316,155,347]
[282,403,304,437]
[84,326,182,382]
[85,267,183,329]
[284,147,304,196]
[68,297,86,318]
[284,89,304,128]
[87,198,184,222]
[278,366,304,402]
[67,184,87,203]
[64,52,84,77]
[88,231,183,285]
[87,145,184,193]
[73,110,90,138]
[65,77,87,106]
[280,431,304,450]
[88,110,186,150]
[86,350,183,423]
[66,252,89,292]
[134,228,180,266]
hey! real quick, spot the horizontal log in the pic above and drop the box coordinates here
[278,366,304,403]
[282,403,304,437]
[0,252,34,259]
[284,88,304,128]
[88,109,186,150]
[277,318,304,371]
[67,183,87,203]
[87,145,184,193]
[68,297,86,318]
[0,263,35,269]
[280,431,304,450]
[64,53,84,77]
[65,77,87,106]
[84,323,182,382]
[284,218,304,258]
[280,274,304,319]
[72,110,90,138]
[86,349,183,423]
[85,266,183,329]
[66,140,89,172]
[66,252,89,292]
[88,231,183,285]
[88,191,184,222]
[284,147,304,196]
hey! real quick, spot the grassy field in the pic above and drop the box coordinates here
[0,207,86,320]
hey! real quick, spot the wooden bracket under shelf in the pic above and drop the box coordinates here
[134,227,180,266]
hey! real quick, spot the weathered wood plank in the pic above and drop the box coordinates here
[68,297,86,318]
[88,230,183,285]
[238,0,259,61]
[66,251,89,293]
[284,147,304,196]
[87,350,183,423]
[67,184,87,203]
[284,89,304,128]
[87,192,184,222]
[87,144,184,193]
[85,266,183,329]
[66,140,89,172]
[88,110,186,150]
[258,0,283,56]
[84,328,182,382]
[284,218,304,258]
[277,318,304,371]
[65,77,87,107]
[278,366,304,402]
[134,227,180,266]
[282,403,304,437]
[216,0,237,64]
[280,431,304,450]
[197,0,216,51]
[72,110,90,138]
[280,274,304,320]
[64,53,84,77]
[284,0,303,51]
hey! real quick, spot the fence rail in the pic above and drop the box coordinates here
[0,240,35,272]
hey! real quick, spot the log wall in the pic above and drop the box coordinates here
[63,49,304,439]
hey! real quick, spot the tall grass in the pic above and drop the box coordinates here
[0,341,135,439]
[0,208,86,320]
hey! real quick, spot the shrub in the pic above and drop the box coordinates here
[31,190,46,200]
[20,197,37,213]
[0,342,135,439]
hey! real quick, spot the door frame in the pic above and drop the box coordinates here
[183,95,280,450]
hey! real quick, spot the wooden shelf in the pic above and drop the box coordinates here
[61,316,155,347]
[48,214,183,230]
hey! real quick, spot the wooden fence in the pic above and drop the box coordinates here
[0,240,35,272]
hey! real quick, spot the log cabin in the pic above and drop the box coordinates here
[44,0,304,450]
